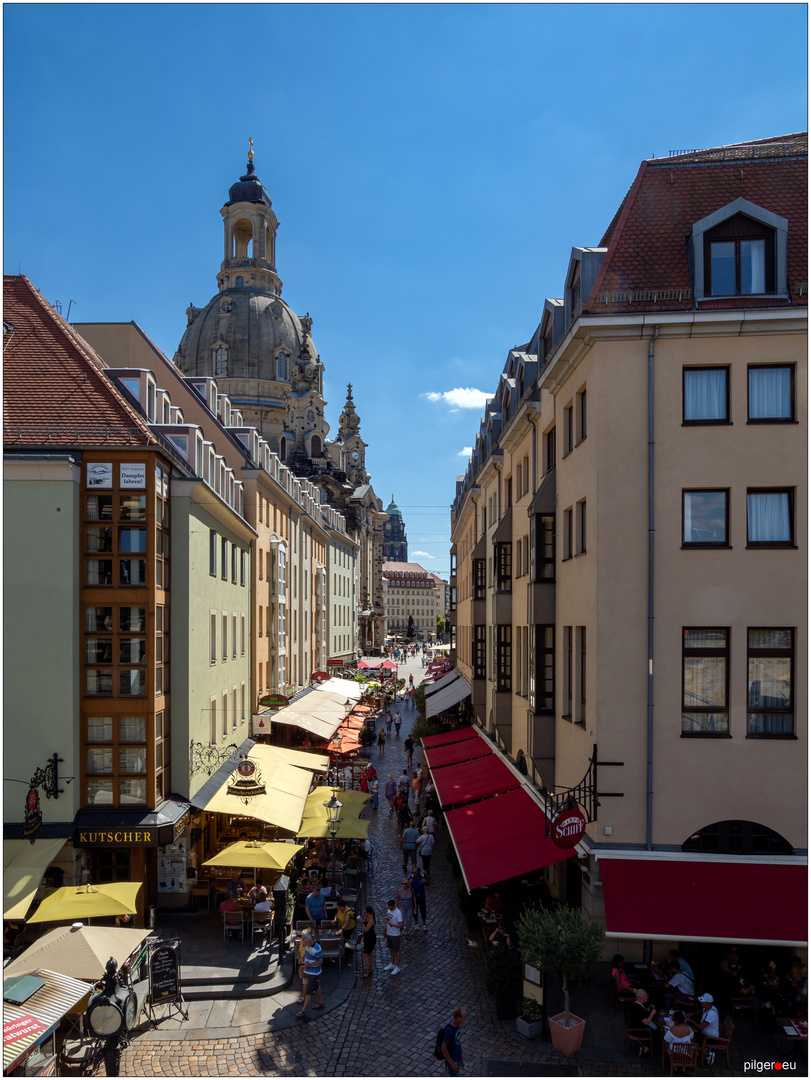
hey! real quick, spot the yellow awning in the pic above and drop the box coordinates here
[27,882,142,924]
[260,745,330,771]
[3,838,66,920]
[199,744,311,833]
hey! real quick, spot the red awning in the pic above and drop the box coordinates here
[432,754,520,807]
[445,788,575,891]
[599,857,808,945]
[421,728,480,749]
[424,738,492,770]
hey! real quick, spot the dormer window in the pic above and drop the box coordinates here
[705,213,774,296]
[276,352,288,380]
[691,198,788,301]
[215,346,228,376]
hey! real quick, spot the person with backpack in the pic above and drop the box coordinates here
[435,1007,467,1073]
[416,826,435,880]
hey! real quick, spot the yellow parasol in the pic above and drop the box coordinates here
[297,816,369,840]
[3,923,150,981]
[201,840,303,873]
[27,882,142,924]
[306,786,371,808]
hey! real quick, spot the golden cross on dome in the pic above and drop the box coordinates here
[248,137,254,162]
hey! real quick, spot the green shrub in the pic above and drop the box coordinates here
[484,942,522,1002]
[517,905,603,1021]
[521,997,543,1022]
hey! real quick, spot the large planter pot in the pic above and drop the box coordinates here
[516,1016,544,1039]
[495,999,518,1020]
[548,1012,586,1057]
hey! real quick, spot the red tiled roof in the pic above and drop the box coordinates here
[587,135,807,315]
[3,276,157,448]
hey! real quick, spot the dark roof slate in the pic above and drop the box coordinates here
[3,276,158,449]
[586,135,807,315]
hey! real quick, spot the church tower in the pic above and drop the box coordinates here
[336,384,368,487]
[382,495,408,561]
[174,142,321,452]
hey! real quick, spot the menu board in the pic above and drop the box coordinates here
[157,839,187,893]
[148,945,181,1004]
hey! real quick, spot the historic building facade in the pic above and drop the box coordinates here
[174,149,387,652]
[449,135,807,952]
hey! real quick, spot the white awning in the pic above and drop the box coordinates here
[424,668,460,696]
[4,838,67,921]
[426,672,472,718]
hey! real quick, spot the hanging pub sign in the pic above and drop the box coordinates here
[551,805,587,849]
[258,693,289,709]
[23,788,41,841]
[311,671,330,683]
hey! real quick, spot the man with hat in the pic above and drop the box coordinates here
[691,992,720,1064]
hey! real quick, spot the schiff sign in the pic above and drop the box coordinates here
[551,807,586,849]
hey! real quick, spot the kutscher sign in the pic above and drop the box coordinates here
[551,806,586,849]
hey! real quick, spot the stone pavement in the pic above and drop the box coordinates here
[120,655,789,1076]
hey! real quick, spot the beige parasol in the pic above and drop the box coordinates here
[297,816,370,840]
[26,882,142,924]
[2,922,150,981]
[201,840,303,873]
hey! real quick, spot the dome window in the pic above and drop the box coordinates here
[276,352,288,380]
[214,345,228,376]
[235,276,244,288]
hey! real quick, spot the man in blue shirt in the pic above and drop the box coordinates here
[296,932,324,1018]
[442,1007,466,1074]
[401,820,420,873]
[305,884,325,926]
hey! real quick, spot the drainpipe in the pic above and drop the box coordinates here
[646,325,660,853]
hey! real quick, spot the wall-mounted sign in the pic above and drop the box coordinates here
[326,659,344,666]
[3,1014,48,1048]
[551,806,587,849]
[120,463,146,489]
[23,788,41,840]
[86,462,113,489]
[311,671,330,683]
[226,759,266,804]
[74,829,157,847]
[258,694,289,709]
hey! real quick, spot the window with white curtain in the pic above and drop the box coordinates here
[683,367,729,422]
[747,489,793,545]
[748,365,794,421]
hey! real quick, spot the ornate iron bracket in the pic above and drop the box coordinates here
[544,744,624,837]
[30,753,64,799]
[189,740,239,778]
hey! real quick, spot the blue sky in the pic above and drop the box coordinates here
[4,3,807,577]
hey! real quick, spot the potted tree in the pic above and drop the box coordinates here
[516,997,544,1039]
[517,905,603,1057]
[484,942,522,1020]
[357,725,375,757]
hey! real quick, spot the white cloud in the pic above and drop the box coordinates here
[423,387,494,410]
[411,550,435,559]
[458,446,473,457]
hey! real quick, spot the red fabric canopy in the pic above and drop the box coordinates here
[424,738,492,770]
[445,788,574,891]
[421,728,480,749]
[432,754,520,807]
[599,857,808,945]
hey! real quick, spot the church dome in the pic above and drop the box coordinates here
[226,161,272,208]
[175,290,307,385]
[385,495,403,518]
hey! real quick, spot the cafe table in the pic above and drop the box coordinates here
[776,1018,808,1041]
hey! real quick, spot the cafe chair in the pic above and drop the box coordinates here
[189,877,211,911]
[613,977,636,1011]
[700,1016,734,1068]
[622,1008,653,1058]
[319,936,342,972]
[222,910,244,943]
[731,994,758,1024]
[665,1041,699,1075]
[251,909,272,943]
[295,920,315,934]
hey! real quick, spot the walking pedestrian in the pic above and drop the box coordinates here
[377,726,386,757]
[385,774,397,814]
[404,735,414,768]
[295,932,325,1019]
[361,905,376,978]
[386,711,393,733]
[441,1007,467,1074]
[396,876,414,939]
[401,818,420,874]
[411,866,428,927]
[371,775,379,811]
[396,792,411,837]
[384,899,403,976]
[394,711,402,736]
[416,827,435,880]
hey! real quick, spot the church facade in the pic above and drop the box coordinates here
[175,148,388,652]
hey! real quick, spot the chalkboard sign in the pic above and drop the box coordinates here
[148,945,181,1004]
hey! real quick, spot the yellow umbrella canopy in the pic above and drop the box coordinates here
[302,800,364,823]
[201,841,303,872]
[3,923,150,982]
[306,787,371,808]
[27,882,142,924]
[297,817,369,840]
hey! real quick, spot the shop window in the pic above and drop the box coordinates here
[682,820,792,856]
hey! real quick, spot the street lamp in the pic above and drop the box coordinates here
[323,792,343,896]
